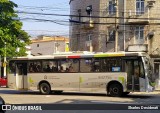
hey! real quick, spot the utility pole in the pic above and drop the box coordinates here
[123,0,126,51]
[114,0,119,52]
[86,5,93,52]
[3,42,6,77]
[78,9,81,51]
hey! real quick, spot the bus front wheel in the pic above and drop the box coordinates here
[108,84,123,97]
[39,83,51,95]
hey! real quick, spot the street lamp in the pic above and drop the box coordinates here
[114,0,119,52]
[86,5,92,15]
[86,5,92,23]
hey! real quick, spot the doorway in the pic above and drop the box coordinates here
[125,60,141,91]
[16,62,28,89]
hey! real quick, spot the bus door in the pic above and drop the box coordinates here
[16,62,28,90]
[125,59,141,91]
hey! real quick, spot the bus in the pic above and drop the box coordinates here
[7,51,155,97]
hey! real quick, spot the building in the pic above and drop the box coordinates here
[30,36,69,55]
[69,0,160,89]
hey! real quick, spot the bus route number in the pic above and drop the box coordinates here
[98,76,111,79]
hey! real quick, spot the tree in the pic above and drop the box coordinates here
[0,0,30,58]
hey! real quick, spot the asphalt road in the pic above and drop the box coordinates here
[0,88,160,113]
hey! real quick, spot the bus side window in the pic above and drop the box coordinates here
[91,60,100,72]
[29,61,42,73]
[58,59,79,73]
[42,60,57,73]
[29,63,34,72]
[105,58,122,72]
[9,61,16,74]
[59,66,65,72]
[80,59,92,72]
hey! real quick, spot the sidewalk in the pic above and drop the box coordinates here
[155,86,160,91]
[154,87,160,92]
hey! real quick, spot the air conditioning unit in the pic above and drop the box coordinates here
[148,2,154,7]
[147,0,156,7]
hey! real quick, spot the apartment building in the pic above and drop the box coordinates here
[30,36,69,55]
[69,0,127,52]
[69,0,160,89]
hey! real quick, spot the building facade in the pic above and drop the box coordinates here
[30,36,69,55]
[69,0,160,89]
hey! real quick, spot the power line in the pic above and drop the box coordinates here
[19,17,160,27]
[16,11,160,21]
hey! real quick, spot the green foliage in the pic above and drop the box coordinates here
[0,0,30,58]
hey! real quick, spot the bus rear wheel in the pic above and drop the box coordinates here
[39,83,51,95]
[108,84,123,97]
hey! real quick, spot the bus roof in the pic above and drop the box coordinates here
[13,51,148,61]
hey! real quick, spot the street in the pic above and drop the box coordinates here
[0,88,160,104]
[0,88,160,113]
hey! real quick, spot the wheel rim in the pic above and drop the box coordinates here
[112,87,118,94]
[42,86,48,93]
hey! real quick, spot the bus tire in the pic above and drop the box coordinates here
[39,83,51,95]
[108,83,123,97]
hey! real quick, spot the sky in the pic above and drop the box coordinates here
[11,0,70,38]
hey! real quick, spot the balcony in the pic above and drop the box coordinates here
[127,10,149,24]
[128,44,148,52]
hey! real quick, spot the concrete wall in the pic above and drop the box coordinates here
[31,41,66,55]
[70,0,101,52]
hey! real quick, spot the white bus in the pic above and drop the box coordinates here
[7,52,155,97]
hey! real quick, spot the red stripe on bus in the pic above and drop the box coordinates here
[68,56,80,58]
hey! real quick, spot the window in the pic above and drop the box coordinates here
[103,58,122,72]
[108,30,115,41]
[58,59,79,72]
[108,1,116,15]
[80,58,93,72]
[80,58,122,72]
[28,61,42,73]
[86,34,92,41]
[135,26,144,39]
[42,60,58,72]
[136,0,145,15]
